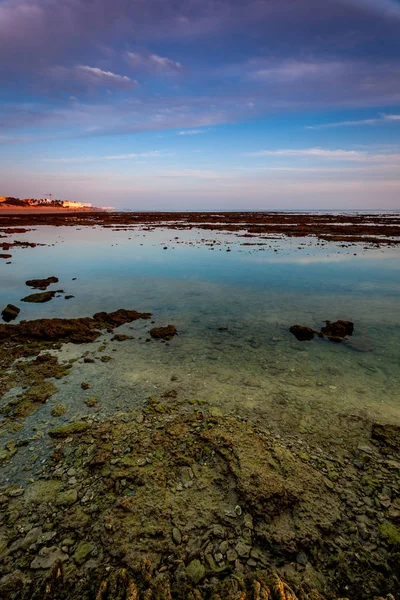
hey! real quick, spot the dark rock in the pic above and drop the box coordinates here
[0,309,152,344]
[111,334,132,342]
[65,295,75,300]
[371,423,400,452]
[26,276,59,290]
[290,325,315,341]
[321,320,354,338]
[1,304,20,323]
[21,291,59,303]
[150,324,177,340]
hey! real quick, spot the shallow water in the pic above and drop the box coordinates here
[1,225,400,482]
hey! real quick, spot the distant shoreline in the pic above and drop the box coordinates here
[0,205,103,214]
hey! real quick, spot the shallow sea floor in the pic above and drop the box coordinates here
[1,224,400,482]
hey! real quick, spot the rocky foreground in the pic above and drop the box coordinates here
[1,312,400,599]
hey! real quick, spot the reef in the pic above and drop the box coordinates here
[26,276,59,290]
[21,291,61,303]
[290,320,354,344]
[0,394,400,599]
[150,325,178,340]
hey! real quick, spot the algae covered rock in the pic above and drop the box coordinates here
[49,421,90,438]
[186,559,205,584]
[150,324,177,340]
[26,276,59,290]
[21,291,59,303]
[73,540,95,564]
[55,489,78,506]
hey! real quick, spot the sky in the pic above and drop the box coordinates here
[1,0,400,210]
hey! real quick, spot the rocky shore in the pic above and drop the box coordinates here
[1,212,400,247]
[1,310,400,599]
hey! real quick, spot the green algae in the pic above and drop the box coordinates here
[49,421,90,438]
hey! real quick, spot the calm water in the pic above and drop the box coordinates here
[1,224,400,481]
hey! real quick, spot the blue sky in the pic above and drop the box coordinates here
[1,0,400,209]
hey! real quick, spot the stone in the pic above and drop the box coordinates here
[226,548,238,562]
[289,325,315,341]
[235,540,251,558]
[1,304,20,323]
[186,559,205,584]
[73,541,95,565]
[21,291,60,303]
[8,487,24,497]
[321,320,354,338]
[26,276,59,290]
[172,527,182,545]
[30,546,68,569]
[150,325,178,340]
[55,489,78,506]
[49,422,90,438]
[22,526,43,549]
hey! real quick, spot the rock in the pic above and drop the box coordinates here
[51,403,67,417]
[84,397,98,407]
[30,546,68,569]
[26,276,59,290]
[289,325,315,341]
[111,334,132,342]
[22,526,43,549]
[226,548,238,562]
[73,541,95,565]
[21,290,60,303]
[186,559,205,584]
[235,540,251,558]
[55,489,78,506]
[81,382,91,390]
[8,487,24,497]
[371,423,400,451]
[0,308,152,344]
[1,304,20,323]
[321,320,354,338]
[172,527,182,545]
[150,324,178,340]
[49,422,90,438]
[84,357,95,363]
[65,295,75,300]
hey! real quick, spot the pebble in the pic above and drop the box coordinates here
[172,527,182,545]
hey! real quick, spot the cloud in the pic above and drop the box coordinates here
[42,151,170,162]
[306,113,400,129]
[246,148,365,160]
[126,52,183,74]
[340,0,400,20]
[249,60,344,82]
[178,129,206,135]
[245,147,400,163]
[49,65,136,89]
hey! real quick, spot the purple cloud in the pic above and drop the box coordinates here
[48,65,137,90]
[126,52,183,74]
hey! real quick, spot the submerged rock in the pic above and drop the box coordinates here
[150,324,177,340]
[289,325,315,341]
[0,308,152,344]
[321,320,354,339]
[30,547,68,570]
[371,422,400,452]
[25,276,59,290]
[21,291,59,303]
[1,304,20,323]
